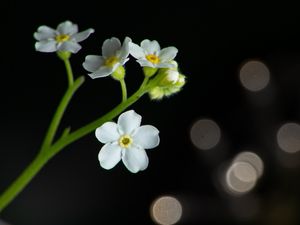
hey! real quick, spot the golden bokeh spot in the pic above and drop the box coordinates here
[55,34,70,43]
[119,135,133,148]
[146,54,160,64]
[105,56,119,67]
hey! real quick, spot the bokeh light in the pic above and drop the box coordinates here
[225,161,257,195]
[233,151,264,178]
[150,196,182,225]
[239,60,270,91]
[222,151,264,196]
[190,119,221,150]
[277,122,300,153]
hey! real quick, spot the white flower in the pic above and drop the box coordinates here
[34,20,94,53]
[82,37,131,79]
[129,39,178,68]
[95,110,160,173]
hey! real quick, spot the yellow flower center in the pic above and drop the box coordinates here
[146,54,160,64]
[119,135,133,148]
[105,56,119,67]
[55,34,70,43]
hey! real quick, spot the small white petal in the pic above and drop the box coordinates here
[159,47,178,62]
[141,39,160,54]
[118,37,131,60]
[34,25,56,41]
[102,37,121,57]
[72,28,94,42]
[122,145,149,173]
[133,125,160,149]
[58,41,81,53]
[129,42,145,59]
[98,143,122,170]
[95,122,120,144]
[117,110,142,134]
[88,66,114,79]
[57,21,78,35]
[35,40,57,52]
[137,59,155,67]
[83,55,104,72]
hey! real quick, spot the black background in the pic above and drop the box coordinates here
[1,1,300,225]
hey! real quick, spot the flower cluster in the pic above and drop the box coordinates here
[82,37,186,99]
[33,20,187,173]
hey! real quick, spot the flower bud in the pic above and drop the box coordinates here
[159,69,180,86]
[112,65,125,80]
[149,87,165,100]
[175,74,186,87]
[148,74,186,100]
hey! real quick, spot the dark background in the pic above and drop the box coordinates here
[1,1,300,225]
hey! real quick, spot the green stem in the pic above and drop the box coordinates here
[140,76,149,90]
[0,77,84,212]
[64,58,74,87]
[0,77,150,213]
[40,77,84,152]
[50,78,149,157]
[120,79,127,102]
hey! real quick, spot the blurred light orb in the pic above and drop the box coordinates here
[225,162,257,195]
[190,119,221,150]
[277,122,300,153]
[151,196,182,225]
[239,60,270,91]
[233,151,264,178]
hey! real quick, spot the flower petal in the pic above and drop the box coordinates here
[102,37,121,57]
[95,122,120,144]
[98,143,122,170]
[117,110,142,134]
[35,40,57,52]
[133,125,160,149]
[83,55,104,72]
[72,28,95,42]
[141,39,160,54]
[129,42,145,59]
[122,145,149,173]
[57,21,78,35]
[118,37,131,60]
[88,66,114,79]
[58,41,81,53]
[159,47,178,61]
[34,25,56,41]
